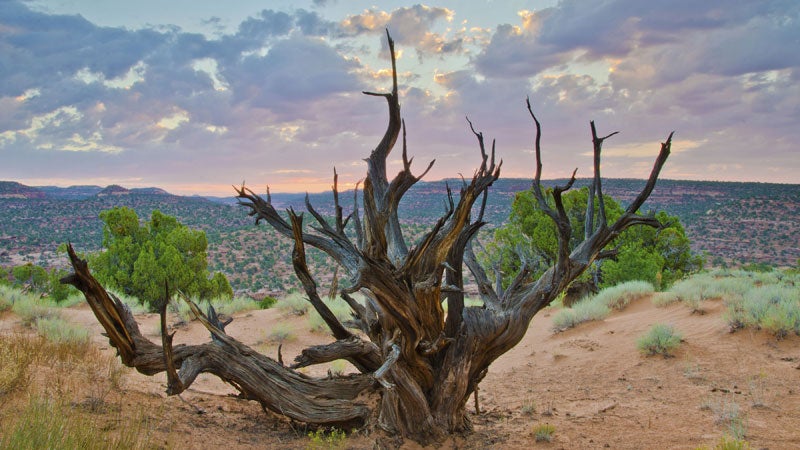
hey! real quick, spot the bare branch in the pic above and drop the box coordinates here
[624,132,674,215]
[288,210,353,342]
[291,337,380,371]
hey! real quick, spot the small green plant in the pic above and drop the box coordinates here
[259,295,278,309]
[713,436,751,450]
[532,423,555,442]
[329,360,346,377]
[637,323,682,357]
[307,427,347,450]
[520,398,536,415]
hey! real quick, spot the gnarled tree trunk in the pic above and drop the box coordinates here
[63,31,673,445]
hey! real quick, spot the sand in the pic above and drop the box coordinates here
[14,294,800,449]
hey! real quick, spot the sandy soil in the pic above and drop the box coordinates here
[8,295,800,449]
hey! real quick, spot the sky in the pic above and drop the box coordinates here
[1,0,798,195]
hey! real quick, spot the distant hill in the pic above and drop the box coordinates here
[0,181,46,199]
[96,185,131,197]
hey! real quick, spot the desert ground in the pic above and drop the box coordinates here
[2,293,799,449]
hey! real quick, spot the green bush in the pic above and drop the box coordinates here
[259,295,278,309]
[637,323,682,357]
[90,207,232,311]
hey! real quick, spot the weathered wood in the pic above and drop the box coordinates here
[64,31,674,445]
[63,244,375,426]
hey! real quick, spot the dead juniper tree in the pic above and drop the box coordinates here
[63,32,673,445]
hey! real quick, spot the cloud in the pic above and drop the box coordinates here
[1,0,798,192]
[224,35,361,115]
[340,5,463,56]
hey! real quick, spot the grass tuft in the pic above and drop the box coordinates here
[551,298,610,332]
[532,423,556,442]
[637,323,682,357]
[307,427,348,450]
[10,291,60,326]
[34,317,90,345]
[267,323,296,344]
[277,292,311,316]
[594,280,654,310]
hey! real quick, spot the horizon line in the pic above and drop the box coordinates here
[3,176,800,199]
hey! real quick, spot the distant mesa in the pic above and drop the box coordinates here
[95,185,170,197]
[130,187,170,196]
[96,185,131,197]
[0,181,46,199]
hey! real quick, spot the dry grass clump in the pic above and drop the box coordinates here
[532,423,556,442]
[551,299,609,332]
[552,281,653,332]
[637,323,682,357]
[34,317,90,345]
[267,322,297,344]
[0,333,156,449]
[169,295,259,323]
[666,268,799,325]
[277,292,311,316]
[595,280,654,310]
[724,284,800,338]
[9,291,60,326]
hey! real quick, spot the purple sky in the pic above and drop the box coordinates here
[1,1,798,195]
